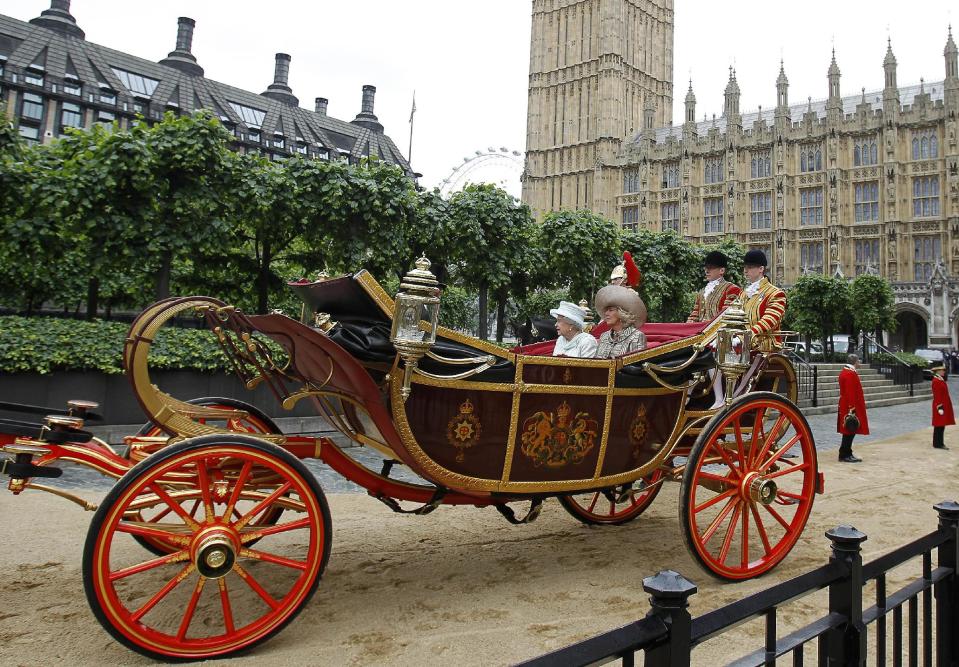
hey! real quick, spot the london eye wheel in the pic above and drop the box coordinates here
[437,147,525,199]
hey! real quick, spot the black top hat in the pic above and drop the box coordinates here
[703,250,728,269]
[743,249,768,267]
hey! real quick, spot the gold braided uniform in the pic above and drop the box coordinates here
[743,278,787,352]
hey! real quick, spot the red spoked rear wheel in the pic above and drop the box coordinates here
[680,392,817,580]
[83,434,331,661]
[559,469,665,525]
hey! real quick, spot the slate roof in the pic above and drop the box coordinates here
[0,11,412,172]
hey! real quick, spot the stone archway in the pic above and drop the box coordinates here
[891,309,928,352]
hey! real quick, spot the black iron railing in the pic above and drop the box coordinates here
[517,501,959,667]
[859,332,922,397]
[781,348,818,407]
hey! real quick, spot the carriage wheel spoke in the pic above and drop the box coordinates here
[750,503,773,557]
[176,576,207,641]
[741,505,750,569]
[224,461,253,521]
[759,433,803,472]
[233,563,280,610]
[777,490,806,501]
[110,549,189,581]
[696,471,736,488]
[764,462,810,480]
[752,413,788,467]
[717,501,743,563]
[195,460,215,525]
[150,484,202,531]
[694,487,737,513]
[218,578,235,635]
[747,407,766,465]
[709,441,742,478]
[700,495,738,545]
[130,564,194,622]
[241,548,308,571]
[586,492,600,513]
[240,517,312,543]
[233,482,292,531]
[732,421,748,469]
[116,520,190,544]
[762,502,792,530]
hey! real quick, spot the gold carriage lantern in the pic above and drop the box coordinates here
[390,255,442,401]
[716,299,752,406]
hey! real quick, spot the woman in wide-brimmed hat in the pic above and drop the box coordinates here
[549,301,598,358]
[593,285,647,358]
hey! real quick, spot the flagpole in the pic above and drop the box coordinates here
[408,91,416,164]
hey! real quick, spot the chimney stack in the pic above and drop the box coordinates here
[261,53,299,106]
[315,97,328,116]
[273,53,291,88]
[351,84,383,132]
[30,0,85,39]
[175,17,195,52]
[361,85,376,115]
[159,17,203,76]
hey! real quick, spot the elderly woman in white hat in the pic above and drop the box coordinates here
[594,285,647,358]
[549,301,598,358]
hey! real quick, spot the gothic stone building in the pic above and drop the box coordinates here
[0,1,412,170]
[522,0,959,351]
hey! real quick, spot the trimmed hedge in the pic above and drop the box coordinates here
[0,316,232,375]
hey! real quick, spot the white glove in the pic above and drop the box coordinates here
[937,405,945,416]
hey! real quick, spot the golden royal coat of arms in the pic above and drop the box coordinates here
[446,399,482,462]
[520,401,598,468]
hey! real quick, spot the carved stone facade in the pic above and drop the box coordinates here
[522,0,674,220]
[525,11,959,348]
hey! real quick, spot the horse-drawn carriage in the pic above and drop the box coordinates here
[0,259,820,661]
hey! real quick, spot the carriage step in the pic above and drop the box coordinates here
[0,457,63,480]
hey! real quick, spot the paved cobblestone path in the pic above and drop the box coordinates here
[39,378,954,493]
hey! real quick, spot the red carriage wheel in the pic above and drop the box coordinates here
[680,391,817,580]
[83,434,331,661]
[559,469,665,525]
[129,398,285,557]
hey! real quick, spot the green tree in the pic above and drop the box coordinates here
[621,229,703,322]
[849,273,897,344]
[788,274,850,358]
[538,210,621,304]
[145,111,233,300]
[448,184,532,340]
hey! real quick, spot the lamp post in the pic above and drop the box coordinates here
[390,256,442,401]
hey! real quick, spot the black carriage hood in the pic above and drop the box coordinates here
[287,272,516,379]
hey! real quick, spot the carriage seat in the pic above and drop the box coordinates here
[512,319,711,357]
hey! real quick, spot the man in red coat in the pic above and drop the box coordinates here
[837,354,869,463]
[931,364,954,450]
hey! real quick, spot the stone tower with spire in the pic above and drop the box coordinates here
[522,0,674,220]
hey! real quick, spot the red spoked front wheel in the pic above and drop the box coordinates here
[83,434,331,661]
[559,469,665,525]
[680,392,817,580]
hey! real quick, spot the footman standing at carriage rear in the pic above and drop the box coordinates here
[687,251,741,323]
[741,249,786,350]
[837,354,868,463]
[930,364,954,450]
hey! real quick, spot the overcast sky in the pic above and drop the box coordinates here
[6,1,956,195]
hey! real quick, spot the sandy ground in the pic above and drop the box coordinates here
[0,427,956,667]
